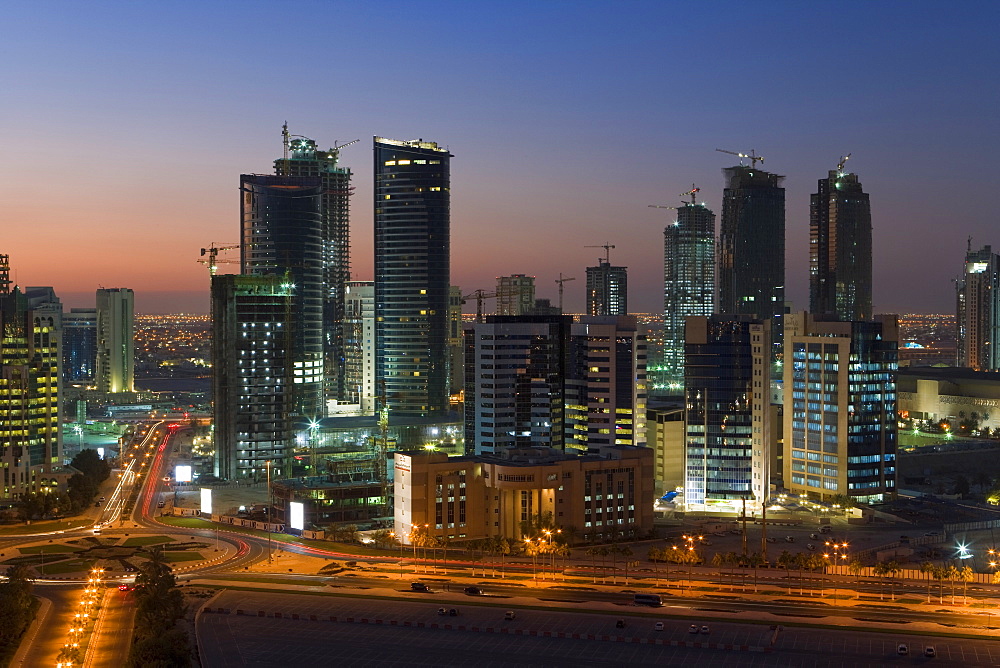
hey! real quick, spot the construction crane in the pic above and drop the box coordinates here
[461,289,498,322]
[555,273,575,313]
[716,148,764,168]
[280,122,359,175]
[649,184,701,211]
[585,243,615,264]
[198,243,240,276]
[837,153,852,174]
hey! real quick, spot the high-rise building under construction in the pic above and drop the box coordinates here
[957,244,1000,370]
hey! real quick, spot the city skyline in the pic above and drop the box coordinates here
[1,2,997,315]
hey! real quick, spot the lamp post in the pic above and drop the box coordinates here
[265,460,272,564]
[824,540,849,605]
[525,538,537,583]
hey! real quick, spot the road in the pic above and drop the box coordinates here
[85,586,137,668]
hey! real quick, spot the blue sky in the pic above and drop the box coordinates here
[1,1,997,313]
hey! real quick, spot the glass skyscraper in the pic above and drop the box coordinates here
[659,202,715,390]
[240,174,325,418]
[956,244,1000,370]
[586,261,628,316]
[810,169,872,321]
[374,137,452,418]
[718,166,785,367]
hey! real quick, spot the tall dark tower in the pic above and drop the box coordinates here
[274,126,355,403]
[374,137,452,417]
[660,200,715,390]
[240,174,325,418]
[809,162,872,321]
[586,261,628,315]
[718,165,785,365]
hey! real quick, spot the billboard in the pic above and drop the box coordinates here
[289,501,305,531]
[200,488,212,515]
[175,465,193,483]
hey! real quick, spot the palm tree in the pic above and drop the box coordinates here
[777,550,795,594]
[932,564,947,604]
[884,560,901,601]
[848,559,865,582]
[619,545,635,584]
[919,561,936,603]
[586,546,601,583]
[958,565,975,605]
[946,564,960,604]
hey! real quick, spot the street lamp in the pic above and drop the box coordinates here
[265,460,273,564]
[389,531,403,578]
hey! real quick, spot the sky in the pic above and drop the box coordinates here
[1,1,997,315]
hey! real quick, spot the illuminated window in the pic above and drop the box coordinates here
[397,160,411,165]
[384,160,396,166]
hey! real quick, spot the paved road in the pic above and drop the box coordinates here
[197,590,1000,667]
[87,587,136,668]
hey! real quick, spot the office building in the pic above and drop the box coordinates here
[464,315,572,455]
[394,445,654,545]
[783,312,898,504]
[0,256,62,499]
[810,168,872,321]
[343,280,375,414]
[956,244,1000,370]
[718,166,785,366]
[374,137,452,417]
[241,173,325,418]
[683,316,771,511]
[586,260,628,316]
[496,274,536,316]
[63,308,97,384]
[95,288,134,393]
[212,274,296,480]
[566,316,648,450]
[659,201,715,390]
[274,126,354,402]
[448,286,464,397]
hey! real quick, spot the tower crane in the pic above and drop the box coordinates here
[461,289,498,322]
[716,148,765,168]
[649,184,702,212]
[584,243,616,264]
[555,273,575,313]
[280,122,359,175]
[836,153,851,175]
[198,243,240,276]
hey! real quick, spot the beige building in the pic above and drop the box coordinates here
[394,445,654,545]
[645,406,684,495]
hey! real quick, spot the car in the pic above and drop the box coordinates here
[809,533,819,540]
[92,527,101,535]
[163,477,171,482]
[654,622,664,631]
[118,584,135,592]
[464,586,482,595]
[700,625,710,634]
[615,619,626,628]
[157,501,165,508]
[924,531,940,537]
[688,624,699,634]
[701,539,712,546]
[99,496,106,502]
[897,643,909,656]
[766,537,776,543]
[504,611,516,620]
[437,607,447,615]
[448,608,458,617]
[923,646,936,658]
[410,582,430,592]
[785,536,795,543]
[806,544,816,551]
[94,501,101,507]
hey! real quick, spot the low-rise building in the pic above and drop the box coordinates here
[394,445,654,545]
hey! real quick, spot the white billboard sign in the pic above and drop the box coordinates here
[200,487,212,515]
[175,464,193,483]
[289,501,305,531]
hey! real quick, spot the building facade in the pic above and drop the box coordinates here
[343,280,375,414]
[956,244,1000,370]
[274,126,354,402]
[0,261,62,499]
[566,316,648,450]
[718,166,785,367]
[659,202,715,391]
[586,260,628,316]
[212,274,296,480]
[809,169,872,321]
[496,274,536,316]
[394,446,654,545]
[683,316,771,511]
[95,288,134,393]
[240,174,325,418]
[374,137,452,418]
[63,308,97,384]
[783,312,898,504]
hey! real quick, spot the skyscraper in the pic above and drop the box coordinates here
[343,280,375,413]
[274,126,354,402]
[783,312,898,504]
[683,316,771,510]
[496,274,536,315]
[956,244,1000,371]
[63,308,97,384]
[586,260,628,316]
[212,274,296,480]
[660,201,715,390]
[718,166,785,365]
[810,167,872,321]
[0,256,62,499]
[240,174,325,418]
[95,288,134,393]
[374,137,452,418]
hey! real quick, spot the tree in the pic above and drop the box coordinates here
[618,546,634,584]
[134,547,184,631]
[919,561,936,603]
[71,448,111,482]
[848,559,865,582]
[958,565,975,605]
